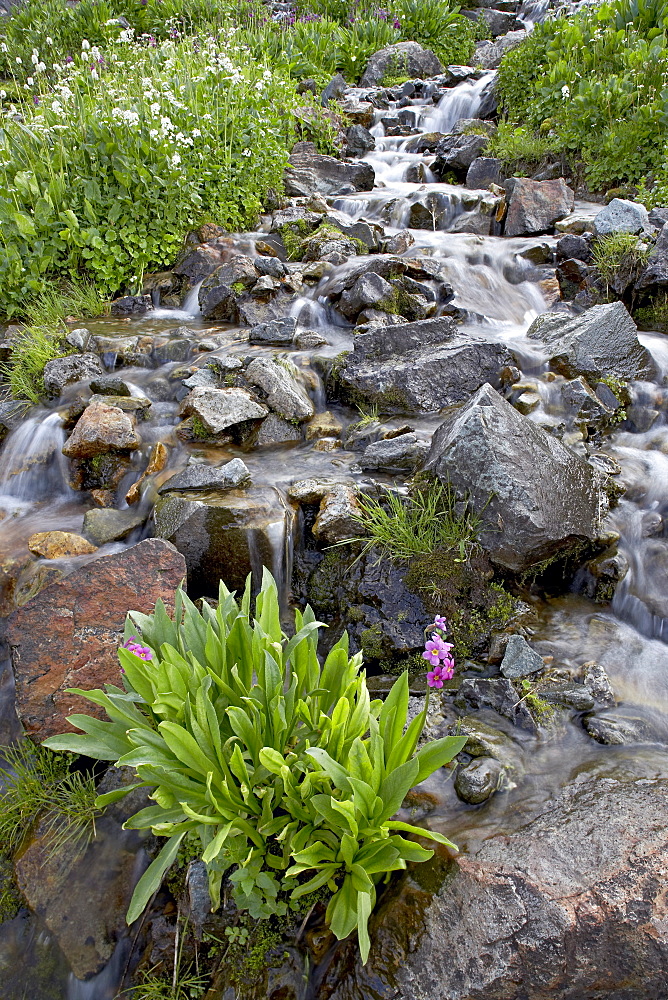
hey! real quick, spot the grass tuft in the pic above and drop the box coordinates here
[0,741,101,859]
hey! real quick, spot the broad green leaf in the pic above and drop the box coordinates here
[376,758,419,823]
[126,832,185,924]
[385,821,459,849]
[413,736,467,784]
[357,890,373,964]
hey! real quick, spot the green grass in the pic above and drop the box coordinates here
[591,232,651,290]
[0,741,101,859]
[339,480,481,564]
[23,280,109,329]
[351,403,380,429]
[489,123,562,175]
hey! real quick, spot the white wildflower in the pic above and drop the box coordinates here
[81,39,91,51]
[91,68,99,80]
[242,148,252,157]
[170,152,181,168]
[15,57,22,65]
[561,84,570,99]
[26,76,34,86]
[0,43,8,53]
[36,63,46,73]
[46,37,53,45]
[31,53,39,65]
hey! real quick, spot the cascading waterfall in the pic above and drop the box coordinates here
[0,411,71,504]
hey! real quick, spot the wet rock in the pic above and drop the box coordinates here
[153,338,193,364]
[159,458,251,493]
[504,177,575,237]
[383,230,414,254]
[89,393,151,420]
[312,486,363,546]
[636,221,668,292]
[7,538,186,740]
[43,353,105,399]
[360,432,429,471]
[0,399,23,443]
[499,633,543,678]
[284,145,375,197]
[110,293,153,316]
[466,156,503,189]
[154,487,288,595]
[338,272,395,319]
[180,387,268,434]
[320,773,668,999]
[556,233,593,263]
[454,756,505,804]
[126,440,169,504]
[561,375,616,427]
[89,375,132,397]
[15,811,144,980]
[345,123,376,157]
[334,318,511,413]
[539,681,594,712]
[28,531,97,559]
[584,710,663,745]
[583,661,615,706]
[249,317,296,345]
[360,41,443,87]
[304,411,343,441]
[66,327,91,350]
[186,861,211,939]
[474,28,528,69]
[556,258,592,300]
[82,507,146,546]
[526,301,656,382]
[433,132,489,176]
[245,357,315,421]
[62,400,141,459]
[455,677,536,730]
[426,383,607,573]
[254,413,303,446]
[593,197,650,236]
[451,715,517,761]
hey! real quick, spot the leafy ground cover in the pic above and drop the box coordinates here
[494,0,668,193]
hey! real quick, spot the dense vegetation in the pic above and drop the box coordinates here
[45,572,466,964]
[495,0,668,195]
[0,0,473,317]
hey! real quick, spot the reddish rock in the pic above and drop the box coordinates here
[62,399,141,459]
[8,538,186,741]
[504,177,575,237]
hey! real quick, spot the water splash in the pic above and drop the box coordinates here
[0,411,71,504]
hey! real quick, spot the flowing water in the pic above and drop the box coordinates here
[1,72,667,997]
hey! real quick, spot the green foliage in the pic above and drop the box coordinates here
[351,403,380,429]
[591,232,651,289]
[0,859,21,922]
[0,741,101,857]
[393,0,475,65]
[0,33,295,315]
[0,278,107,401]
[496,0,668,190]
[44,571,466,963]
[341,480,481,564]
[489,122,561,174]
[519,680,555,724]
[0,325,68,403]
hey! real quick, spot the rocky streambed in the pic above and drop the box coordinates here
[1,52,668,1000]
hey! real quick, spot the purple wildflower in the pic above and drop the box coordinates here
[33,95,40,105]
[393,16,401,27]
[65,55,74,64]
[122,636,153,661]
[432,615,447,630]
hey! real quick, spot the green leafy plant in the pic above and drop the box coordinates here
[496,0,668,191]
[339,480,482,565]
[44,571,465,963]
[393,0,475,66]
[0,325,69,403]
[0,741,101,857]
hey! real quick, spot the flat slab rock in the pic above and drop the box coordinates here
[7,538,186,740]
[320,773,668,999]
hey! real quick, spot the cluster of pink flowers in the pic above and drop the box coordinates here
[122,636,153,661]
[422,615,454,688]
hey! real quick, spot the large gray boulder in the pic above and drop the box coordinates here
[433,132,489,176]
[319,771,668,999]
[179,387,268,434]
[245,357,315,421]
[284,144,374,197]
[425,383,607,572]
[504,177,574,237]
[359,41,443,87]
[526,301,656,381]
[593,197,650,236]
[334,318,512,413]
[158,458,251,493]
[474,28,528,69]
[42,353,105,399]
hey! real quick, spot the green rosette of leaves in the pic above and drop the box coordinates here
[44,569,465,963]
